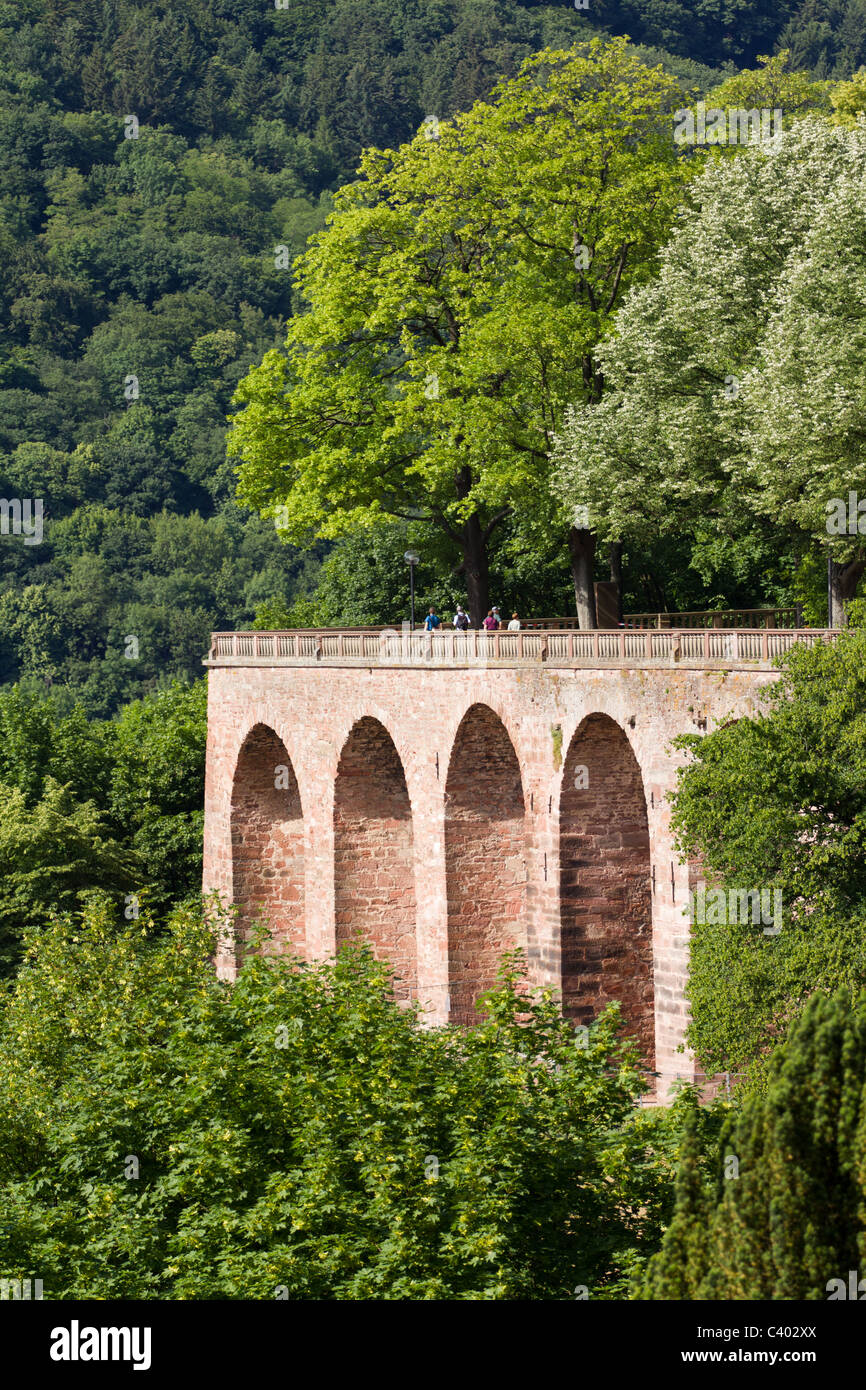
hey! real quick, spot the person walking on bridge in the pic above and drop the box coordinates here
[424,606,442,631]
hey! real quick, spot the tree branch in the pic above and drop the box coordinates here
[482,507,511,544]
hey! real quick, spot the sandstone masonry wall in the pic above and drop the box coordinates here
[445,704,528,1024]
[334,716,417,1001]
[230,723,305,954]
[560,712,654,1067]
[203,660,777,1099]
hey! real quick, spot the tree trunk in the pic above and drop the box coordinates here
[609,540,624,623]
[568,526,597,629]
[461,511,490,627]
[828,554,866,628]
[451,465,491,626]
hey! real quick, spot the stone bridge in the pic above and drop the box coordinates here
[202,626,835,1098]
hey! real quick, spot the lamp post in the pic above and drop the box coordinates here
[404,551,419,630]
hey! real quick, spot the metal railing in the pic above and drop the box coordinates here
[623,606,802,629]
[207,627,838,669]
[522,607,802,631]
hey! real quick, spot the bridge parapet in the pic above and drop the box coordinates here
[206,626,837,670]
[203,628,831,1101]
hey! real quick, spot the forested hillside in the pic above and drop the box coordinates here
[590,0,866,73]
[0,0,861,713]
[0,0,695,712]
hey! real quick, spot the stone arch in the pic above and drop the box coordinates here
[559,713,654,1066]
[445,703,527,1025]
[333,716,417,1000]
[230,723,305,955]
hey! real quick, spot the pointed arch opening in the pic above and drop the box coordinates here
[559,714,654,1066]
[445,704,527,1025]
[231,723,305,956]
[333,717,417,1001]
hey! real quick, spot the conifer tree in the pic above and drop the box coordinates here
[640,1117,713,1299]
[642,989,866,1299]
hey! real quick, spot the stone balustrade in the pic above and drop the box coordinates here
[207,626,838,670]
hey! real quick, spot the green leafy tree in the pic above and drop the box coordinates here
[0,909,675,1299]
[0,780,139,973]
[107,680,207,915]
[0,680,207,971]
[830,66,866,121]
[0,685,113,806]
[703,49,831,115]
[229,38,687,626]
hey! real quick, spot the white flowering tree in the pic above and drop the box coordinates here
[742,175,866,624]
[553,117,866,625]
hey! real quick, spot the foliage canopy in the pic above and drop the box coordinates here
[0,905,679,1299]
